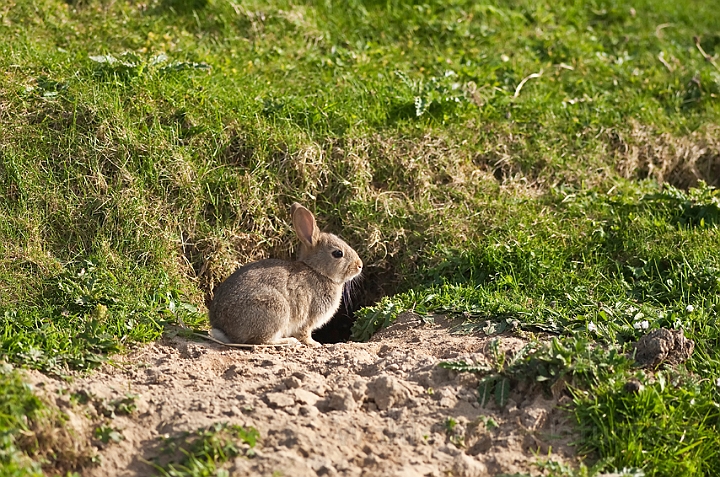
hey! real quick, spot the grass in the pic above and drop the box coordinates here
[1,0,719,474]
[0,362,93,476]
[0,363,45,477]
[150,422,259,477]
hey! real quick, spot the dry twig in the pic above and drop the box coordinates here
[694,36,719,71]
[513,70,543,98]
[657,52,673,72]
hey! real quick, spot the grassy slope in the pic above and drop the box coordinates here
[1,0,719,474]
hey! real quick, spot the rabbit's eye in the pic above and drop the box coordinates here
[332,250,344,258]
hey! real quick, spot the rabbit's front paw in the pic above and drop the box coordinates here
[299,336,322,347]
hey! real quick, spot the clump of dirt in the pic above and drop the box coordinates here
[632,328,695,369]
[28,313,578,477]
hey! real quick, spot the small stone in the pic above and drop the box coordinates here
[439,396,456,408]
[327,388,356,412]
[455,373,479,388]
[316,464,338,476]
[434,388,458,408]
[366,375,409,411]
[312,458,339,476]
[438,443,461,457]
[350,379,368,401]
[299,405,319,418]
[312,384,328,397]
[466,436,492,456]
[624,379,643,394]
[265,392,295,408]
[292,371,309,381]
[293,389,320,406]
[223,365,241,379]
[179,343,205,359]
[284,376,302,389]
[271,428,300,449]
[145,368,163,384]
[361,454,381,467]
[452,453,487,477]
[521,406,547,431]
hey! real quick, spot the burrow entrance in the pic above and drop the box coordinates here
[312,269,396,344]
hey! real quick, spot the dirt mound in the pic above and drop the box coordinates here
[28,313,577,476]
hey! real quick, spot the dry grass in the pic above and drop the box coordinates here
[612,123,720,189]
[19,406,97,475]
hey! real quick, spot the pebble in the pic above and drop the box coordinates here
[265,392,295,408]
[327,388,356,412]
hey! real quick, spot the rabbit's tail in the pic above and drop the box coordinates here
[209,328,231,343]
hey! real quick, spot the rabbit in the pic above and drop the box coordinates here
[208,203,363,347]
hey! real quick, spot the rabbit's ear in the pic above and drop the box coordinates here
[291,203,320,246]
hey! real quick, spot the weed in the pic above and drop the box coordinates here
[0,363,44,477]
[350,296,408,342]
[151,422,259,477]
[643,181,720,227]
[0,363,95,475]
[0,260,206,373]
[532,458,644,477]
[443,417,465,448]
[94,425,124,445]
[573,370,720,474]
[97,394,138,418]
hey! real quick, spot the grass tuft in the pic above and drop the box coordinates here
[151,422,259,477]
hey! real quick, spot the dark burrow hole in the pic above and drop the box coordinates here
[313,270,395,344]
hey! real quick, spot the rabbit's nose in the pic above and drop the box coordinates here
[355,259,363,271]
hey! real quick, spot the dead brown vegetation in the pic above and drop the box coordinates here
[612,123,720,189]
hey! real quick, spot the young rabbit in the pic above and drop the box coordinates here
[208,203,363,347]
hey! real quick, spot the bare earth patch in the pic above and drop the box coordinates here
[28,313,578,476]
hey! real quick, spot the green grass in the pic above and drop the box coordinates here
[0,362,92,476]
[151,422,259,477]
[0,364,45,477]
[1,0,720,474]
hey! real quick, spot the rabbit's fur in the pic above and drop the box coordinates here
[208,203,363,347]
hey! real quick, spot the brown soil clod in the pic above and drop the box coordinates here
[632,328,695,369]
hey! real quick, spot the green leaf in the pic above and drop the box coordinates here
[494,377,511,408]
[478,377,496,407]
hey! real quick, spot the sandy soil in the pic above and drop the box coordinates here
[28,313,578,476]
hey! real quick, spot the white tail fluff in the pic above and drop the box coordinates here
[209,328,230,343]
